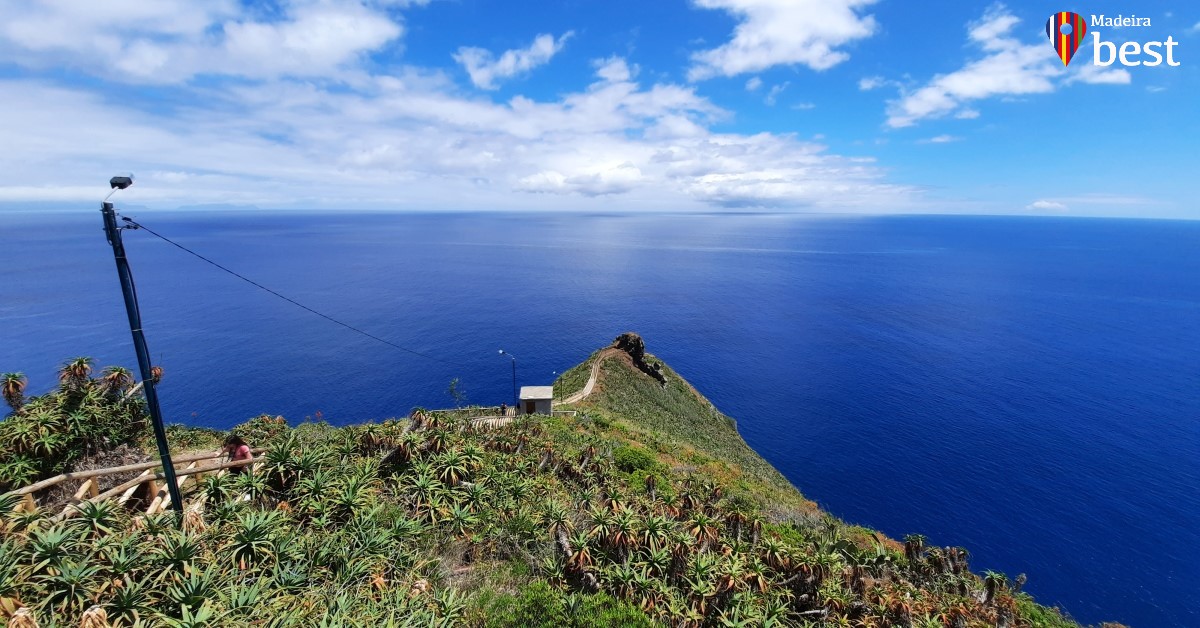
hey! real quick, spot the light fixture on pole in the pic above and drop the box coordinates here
[498,349,517,408]
[100,175,184,517]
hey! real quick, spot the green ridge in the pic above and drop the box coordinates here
[0,342,1108,627]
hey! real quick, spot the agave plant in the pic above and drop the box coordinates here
[28,523,81,575]
[439,502,478,538]
[36,558,103,615]
[99,366,135,399]
[436,449,470,486]
[71,499,122,539]
[163,566,222,615]
[58,357,94,393]
[540,499,573,538]
[2,372,27,413]
[109,576,154,625]
[0,539,27,600]
[221,577,267,614]
[200,473,233,505]
[233,470,271,506]
[0,358,1083,628]
[102,537,145,581]
[158,600,224,628]
[983,570,1008,605]
[0,455,39,491]
[151,530,205,578]
[228,510,283,570]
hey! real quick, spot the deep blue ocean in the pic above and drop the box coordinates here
[4,211,1198,626]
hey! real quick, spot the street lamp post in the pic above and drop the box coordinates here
[498,349,517,408]
[100,175,184,517]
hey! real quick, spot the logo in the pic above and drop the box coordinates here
[1046,12,1181,67]
[1045,12,1087,66]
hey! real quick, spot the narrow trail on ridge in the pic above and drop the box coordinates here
[467,348,619,429]
[561,348,619,404]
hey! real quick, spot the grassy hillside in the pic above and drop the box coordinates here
[567,350,816,520]
[0,344,1099,627]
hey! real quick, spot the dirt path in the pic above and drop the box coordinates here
[560,348,619,404]
[464,348,616,428]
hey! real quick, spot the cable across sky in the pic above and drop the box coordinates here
[120,215,450,364]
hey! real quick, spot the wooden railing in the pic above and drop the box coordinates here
[428,405,518,417]
[4,448,266,518]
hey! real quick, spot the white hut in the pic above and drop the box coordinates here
[518,386,554,415]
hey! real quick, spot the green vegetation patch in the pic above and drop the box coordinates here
[554,350,600,400]
[0,348,1089,628]
[580,352,813,518]
[613,445,658,473]
[468,582,656,627]
[0,360,151,491]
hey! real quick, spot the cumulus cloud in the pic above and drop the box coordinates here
[0,0,403,83]
[688,0,877,79]
[764,82,789,106]
[654,134,906,208]
[745,77,762,91]
[1065,62,1131,85]
[0,1,915,212]
[454,31,574,89]
[593,56,635,83]
[884,5,1130,128]
[858,76,886,90]
[0,52,911,211]
[919,135,961,144]
[517,162,644,197]
[1026,200,1068,211]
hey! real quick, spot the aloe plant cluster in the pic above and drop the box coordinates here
[1,407,1087,627]
[0,350,1096,627]
[1,360,150,491]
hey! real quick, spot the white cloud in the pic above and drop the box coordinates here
[593,56,635,83]
[955,109,980,119]
[0,0,403,83]
[792,102,816,110]
[453,31,574,90]
[218,3,403,79]
[517,162,644,197]
[0,53,912,211]
[858,76,885,90]
[1026,200,1068,211]
[764,82,789,106]
[745,77,762,91]
[688,0,877,80]
[919,134,961,144]
[1192,21,1200,32]
[885,5,1130,128]
[1065,62,1132,85]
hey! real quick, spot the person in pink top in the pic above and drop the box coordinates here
[224,435,253,475]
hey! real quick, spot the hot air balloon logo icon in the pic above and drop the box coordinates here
[1046,12,1088,66]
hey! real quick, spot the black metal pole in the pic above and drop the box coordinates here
[510,357,518,408]
[101,202,183,516]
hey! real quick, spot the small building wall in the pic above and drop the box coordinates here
[519,385,555,416]
[522,398,553,415]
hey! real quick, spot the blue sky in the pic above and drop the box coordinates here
[0,0,1195,216]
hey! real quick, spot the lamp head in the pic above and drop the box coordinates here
[110,174,135,190]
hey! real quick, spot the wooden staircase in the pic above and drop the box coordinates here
[4,449,266,519]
